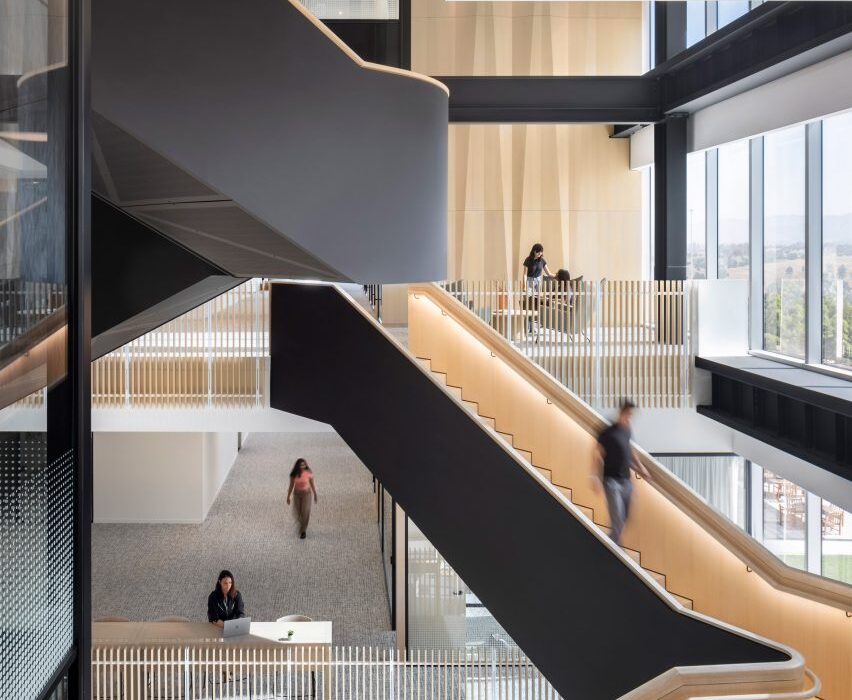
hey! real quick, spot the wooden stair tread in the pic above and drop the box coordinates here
[670,592,694,610]
[575,504,595,520]
[445,385,463,400]
[496,431,514,446]
[645,569,666,587]
[623,547,641,564]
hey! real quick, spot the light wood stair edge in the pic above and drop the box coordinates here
[412,283,852,614]
[420,353,698,610]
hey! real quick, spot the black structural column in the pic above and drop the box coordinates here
[70,0,93,697]
[654,0,686,67]
[654,113,688,280]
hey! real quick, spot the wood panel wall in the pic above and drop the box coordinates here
[412,0,643,76]
[448,124,643,281]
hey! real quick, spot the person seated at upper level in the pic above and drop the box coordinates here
[207,569,246,627]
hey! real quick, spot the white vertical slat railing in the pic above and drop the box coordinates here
[92,645,562,699]
[91,279,269,409]
[440,280,693,409]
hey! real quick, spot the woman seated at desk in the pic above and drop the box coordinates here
[207,569,246,627]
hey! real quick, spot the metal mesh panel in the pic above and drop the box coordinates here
[298,0,398,20]
[0,437,74,699]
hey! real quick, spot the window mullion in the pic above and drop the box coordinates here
[706,149,719,280]
[806,492,822,575]
[805,121,823,365]
[749,137,764,351]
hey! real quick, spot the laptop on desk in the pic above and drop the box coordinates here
[222,617,251,638]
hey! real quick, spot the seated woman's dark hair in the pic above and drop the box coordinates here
[528,243,544,258]
[217,570,237,598]
[289,458,311,479]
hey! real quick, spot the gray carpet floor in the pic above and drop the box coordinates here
[92,432,394,648]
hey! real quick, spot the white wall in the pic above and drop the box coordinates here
[203,433,238,516]
[92,407,333,433]
[94,432,205,523]
[94,432,240,523]
[629,408,735,453]
[630,124,654,170]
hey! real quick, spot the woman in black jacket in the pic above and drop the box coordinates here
[207,569,246,627]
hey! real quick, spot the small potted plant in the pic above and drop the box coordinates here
[287,629,295,640]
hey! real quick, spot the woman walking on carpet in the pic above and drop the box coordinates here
[287,458,318,539]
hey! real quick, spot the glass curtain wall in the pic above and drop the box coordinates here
[763,126,807,358]
[686,151,707,278]
[690,113,851,370]
[0,1,77,698]
[655,456,852,584]
[821,112,852,369]
[822,499,852,584]
[717,1,751,28]
[717,140,750,280]
[761,469,807,570]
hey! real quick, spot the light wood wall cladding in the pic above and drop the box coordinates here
[409,286,852,700]
[448,124,642,281]
[412,0,642,76]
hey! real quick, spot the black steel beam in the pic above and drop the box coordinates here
[442,76,660,123]
[657,1,852,112]
[696,356,852,483]
[440,3,852,124]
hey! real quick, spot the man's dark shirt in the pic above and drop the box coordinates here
[598,422,632,480]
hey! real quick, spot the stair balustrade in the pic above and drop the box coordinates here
[440,279,692,409]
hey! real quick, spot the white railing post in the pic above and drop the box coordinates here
[123,344,131,407]
[205,300,213,408]
[594,281,603,409]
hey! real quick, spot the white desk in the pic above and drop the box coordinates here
[92,620,332,647]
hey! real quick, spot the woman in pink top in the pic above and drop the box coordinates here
[286,458,318,539]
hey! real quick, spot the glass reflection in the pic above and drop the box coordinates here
[822,111,852,370]
[717,1,750,28]
[762,469,806,570]
[0,2,73,698]
[717,140,750,280]
[822,499,852,584]
[763,126,806,358]
[686,151,707,279]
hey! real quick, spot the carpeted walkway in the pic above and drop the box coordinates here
[92,432,394,647]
